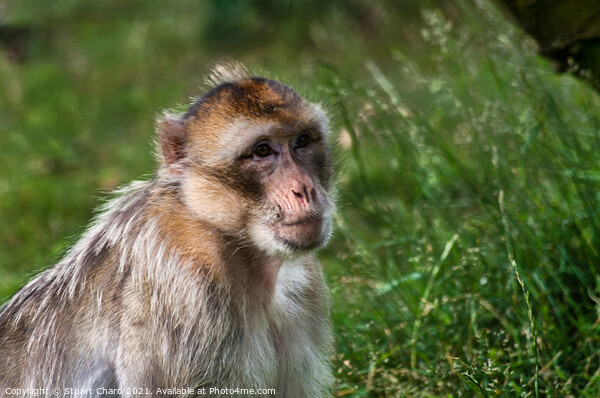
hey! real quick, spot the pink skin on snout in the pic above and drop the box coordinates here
[266,148,325,247]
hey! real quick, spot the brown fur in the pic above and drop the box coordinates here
[0,65,334,397]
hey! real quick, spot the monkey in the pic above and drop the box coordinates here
[0,63,335,398]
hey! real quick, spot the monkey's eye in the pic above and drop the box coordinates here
[295,133,311,149]
[253,143,274,158]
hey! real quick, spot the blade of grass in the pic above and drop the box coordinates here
[410,233,459,370]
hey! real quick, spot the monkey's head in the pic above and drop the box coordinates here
[157,66,335,257]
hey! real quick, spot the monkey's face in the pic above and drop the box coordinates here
[160,77,335,257]
[239,124,335,256]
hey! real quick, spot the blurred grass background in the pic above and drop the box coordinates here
[1,0,600,396]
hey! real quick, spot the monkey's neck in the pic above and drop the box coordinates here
[228,245,284,295]
[148,187,285,294]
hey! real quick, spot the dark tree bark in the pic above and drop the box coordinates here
[495,0,600,91]
[0,25,31,64]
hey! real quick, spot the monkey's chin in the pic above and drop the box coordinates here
[249,218,331,257]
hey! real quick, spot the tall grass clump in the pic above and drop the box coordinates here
[324,0,600,395]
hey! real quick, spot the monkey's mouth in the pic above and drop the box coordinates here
[281,214,323,227]
[272,216,325,249]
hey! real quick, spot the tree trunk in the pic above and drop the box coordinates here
[495,0,600,91]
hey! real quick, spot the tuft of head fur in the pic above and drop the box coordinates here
[204,61,250,88]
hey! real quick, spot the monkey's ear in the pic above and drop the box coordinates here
[158,114,187,172]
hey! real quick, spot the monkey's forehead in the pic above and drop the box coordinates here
[187,107,327,144]
[184,103,325,146]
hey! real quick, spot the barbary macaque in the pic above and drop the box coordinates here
[0,64,335,397]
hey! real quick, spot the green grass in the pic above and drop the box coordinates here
[325,3,600,395]
[2,0,600,396]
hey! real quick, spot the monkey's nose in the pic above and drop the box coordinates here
[292,186,314,205]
